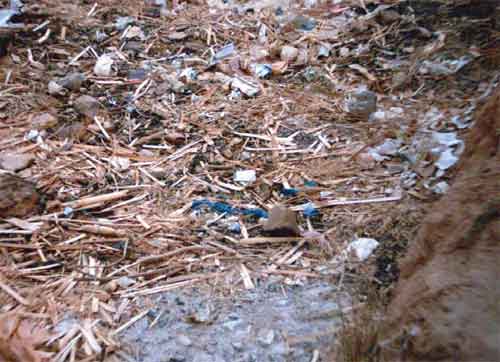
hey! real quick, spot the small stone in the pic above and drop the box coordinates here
[176,334,192,346]
[104,280,119,293]
[280,45,299,63]
[74,95,100,118]
[48,80,65,95]
[345,89,377,121]
[257,328,275,346]
[290,15,316,31]
[263,205,300,237]
[0,153,35,172]
[57,122,88,141]
[0,174,42,218]
[231,341,244,351]
[116,276,136,288]
[165,132,185,145]
[32,113,58,129]
[128,68,148,81]
[58,72,86,91]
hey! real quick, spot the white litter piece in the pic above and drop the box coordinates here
[435,149,459,170]
[94,54,114,77]
[234,170,256,185]
[231,76,260,97]
[347,238,380,261]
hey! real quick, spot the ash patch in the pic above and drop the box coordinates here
[120,281,349,362]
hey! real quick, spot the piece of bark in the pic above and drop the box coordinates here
[0,174,43,218]
[263,205,300,237]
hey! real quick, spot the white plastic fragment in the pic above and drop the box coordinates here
[94,54,114,77]
[234,170,256,185]
[348,238,379,261]
[231,76,260,97]
[432,181,450,194]
[435,149,459,170]
[0,0,23,28]
[213,43,235,62]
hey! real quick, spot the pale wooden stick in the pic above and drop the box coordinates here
[0,279,30,305]
[63,190,129,209]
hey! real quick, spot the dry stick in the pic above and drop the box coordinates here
[63,190,130,209]
[106,246,210,277]
[110,309,150,336]
[0,279,30,305]
[291,194,402,211]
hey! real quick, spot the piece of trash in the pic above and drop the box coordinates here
[95,30,108,43]
[115,16,135,31]
[94,54,114,77]
[318,45,330,58]
[179,67,197,81]
[63,207,74,217]
[281,188,298,197]
[213,43,235,62]
[0,0,24,28]
[347,238,379,261]
[192,199,268,219]
[419,56,472,76]
[369,138,403,161]
[304,180,318,187]
[231,76,260,97]
[290,15,316,31]
[124,26,144,40]
[48,81,65,96]
[228,222,241,234]
[303,202,319,218]
[234,169,256,185]
[26,129,39,141]
[431,181,450,194]
[263,205,300,237]
[435,149,459,170]
[280,45,299,63]
[345,89,377,121]
[254,64,272,79]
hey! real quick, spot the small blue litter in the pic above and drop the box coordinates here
[281,188,299,197]
[303,203,319,218]
[228,222,241,234]
[241,208,268,219]
[304,180,318,187]
[211,202,234,214]
[191,199,268,219]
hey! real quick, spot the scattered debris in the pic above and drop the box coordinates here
[263,205,300,237]
[0,152,34,171]
[347,238,380,261]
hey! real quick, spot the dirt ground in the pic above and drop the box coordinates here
[0,0,498,361]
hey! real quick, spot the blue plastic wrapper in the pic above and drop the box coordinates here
[228,222,241,234]
[303,202,319,218]
[304,180,318,187]
[281,188,299,197]
[192,199,268,219]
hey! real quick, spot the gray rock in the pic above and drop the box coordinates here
[0,153,34,172]
[257,329,275,346]
[176,334,192,347]
[58,73,86,91]
[345,89,377,121]
[74,95,100,118]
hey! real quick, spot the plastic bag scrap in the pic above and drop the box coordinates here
[192,199,268,219]
[0,0,24,28]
